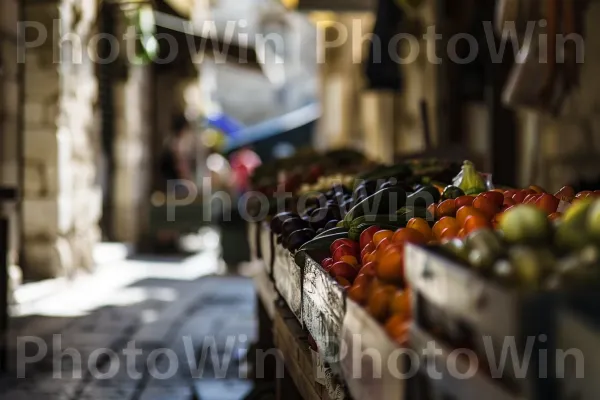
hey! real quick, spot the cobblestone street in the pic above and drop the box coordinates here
[0,250,257,400]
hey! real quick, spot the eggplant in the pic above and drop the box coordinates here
[287,228,316,252]
[406,185,441,209]
[309,207,336,230]
[270,212,296,234]
[282,218,308,237]
[324,220,340,230]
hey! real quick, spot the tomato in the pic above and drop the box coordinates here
[482,191,504,207]
[576,191,593,199]
[455,195,475,209]
[503,189,518,198]
[473,195,500,219]
[375,244,405,285]
[406,218,434,241]
[464,214,492,234]
[373,230,394,247]
[554,186,575,201]
[512,190,527,204]
[456,206,485,227]
[361,242,376,262]
[392,228,428,246]
[433,217,460,239]
[360,226,380,250]
[376,237,392,252]
[535,194,560,215]
[440,226,460,240]
[437,199,457,218]
[503,197,516,207]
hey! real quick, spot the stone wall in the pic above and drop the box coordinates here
[0,0,21,268]
[111,65,153,244]
[22,0,102,279]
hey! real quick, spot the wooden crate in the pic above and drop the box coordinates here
[341,298,406,400]
[273,245,303,322]
[302,252,346,376]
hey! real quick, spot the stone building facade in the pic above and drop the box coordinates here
[21,0,102,279]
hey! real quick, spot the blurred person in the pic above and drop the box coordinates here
[159,114,197,193]
[230,146,262,196]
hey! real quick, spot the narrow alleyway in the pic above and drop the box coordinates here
[0,248,257,400]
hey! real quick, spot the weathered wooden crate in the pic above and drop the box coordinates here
[259,223,275,277]
[272,244,303,323]
[302,251,346,377]
[341,298,406,400]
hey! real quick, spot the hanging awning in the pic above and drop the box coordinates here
[153,10,262,72]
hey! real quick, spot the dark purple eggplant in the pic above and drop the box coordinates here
[287,228,316,252]
[324,220,340,230]
[270,212,296,234]
[282,218,308,237]
[308,207,336,230]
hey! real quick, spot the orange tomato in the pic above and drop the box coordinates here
[576,191,593,199]
[368,285,396,322]
[437,199,457,218]
[376,244,405,284]
[361,242,375,261]
[373,230,394,247]
[359,262,377,277]
[433,217,459,240]
[457,228,466,239]
[464,213,492,234]
[335,276,352,289]
[482,191,504,207]
[376,237,392,252]
[456,206,484,226]
[384,314,410,344]
[406,218,434,241]
[391,227,427,246]
[473,195,500,219]
[363,250,377,265]
[354,273,373,288]
[440,226,460,240]
[348,282,369,305]
[390,290,412,318]
[455,195,475,209]
[339,255,359,267]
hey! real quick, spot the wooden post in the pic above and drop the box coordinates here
[0,218,8,373]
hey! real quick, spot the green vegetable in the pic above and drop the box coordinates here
[442,185,465,200]
[343,186,407,226]
[313,227,349,239]
[396,207,434,223]
[405,185,441,209]
[455,161,486,196]
[299,232,349,252]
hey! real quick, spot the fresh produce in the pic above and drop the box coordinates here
[453,160,486,195]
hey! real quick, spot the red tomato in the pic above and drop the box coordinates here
[359,226,380,250]
[503,197,516,207]
[473,195,500,219]
[535,194,560,215]
[512,190,527,204]
[482,191,504,207]
[455,196,475,209]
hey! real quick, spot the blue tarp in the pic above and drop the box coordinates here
[222,103,321,153]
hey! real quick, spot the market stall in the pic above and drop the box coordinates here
[247,151,600,400]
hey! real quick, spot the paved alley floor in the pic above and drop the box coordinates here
[0,249,257,400]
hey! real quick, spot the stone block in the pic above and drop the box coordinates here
[22,237,72,281]
[23,196,73,237]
